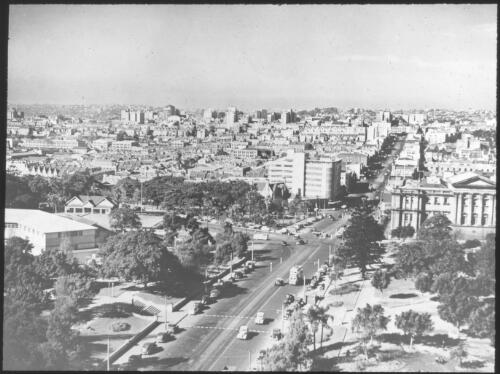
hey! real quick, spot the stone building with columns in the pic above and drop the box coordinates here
[390,172,496,240]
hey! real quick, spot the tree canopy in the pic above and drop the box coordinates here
[395,310,434,349]
[337,206,385,278]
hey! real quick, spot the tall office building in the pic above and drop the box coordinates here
[268,151,341,200]
[281,109,297,124]
[226,107,237,125]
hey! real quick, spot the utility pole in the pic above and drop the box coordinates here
[140,181,143,212]
[252,241,254,261]
[329,245,332,258]
[164,295,168,330]
[107,336,110,371]
[303,273,306,298]
[248,351,252,370]
[281,303,285,332]
[270,262,273,272]
[317,259,320,271]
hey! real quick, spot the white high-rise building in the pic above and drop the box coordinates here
[268,151,341,200]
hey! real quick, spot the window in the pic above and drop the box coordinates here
[84,208,91,213]
[482,214,488,226]
[93,209,100,214]
[443,197,449,206]
[75,208,82,213]
[5,222,18,228]
[67,208,74,213]
[461,213,467,225]
[471,213,478,225]
[434,197,440,205]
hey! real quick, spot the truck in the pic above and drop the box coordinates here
[188,301,202,315]
[289,265,304,285]
[253,233,269,240]
[335,227,345,238]
[255,312,265,325]
[237,325,249,340]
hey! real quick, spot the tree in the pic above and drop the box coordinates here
[417,214,452,242]
[391,225,415,239]
[338,207,385,279]
[415,272,434,294]
[468,302,495,346]
[474,234,495,279]
[99,231,182,289]
[4,237,46,305]
[437,283,480,332]
[394,310,434,349]
[306,305,332,350]
[3,300,48,370]
[34,247,81,288]
[109,205,142,231]
[371,269,391,293]
[351,304,390,355]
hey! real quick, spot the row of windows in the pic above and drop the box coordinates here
[57,231,84,238]
[5,222,18,228]
[461,213,490,225]
[66,207,108,214]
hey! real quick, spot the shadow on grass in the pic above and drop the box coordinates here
[389,293,418,299]
[310,356,341,371]
[315,340,357,356]
[377,333,461,348]
[263,318,274,325]
[80,333,136,343]
[78,302,152,323]
[140,356,189,369]
[247,331,259,340]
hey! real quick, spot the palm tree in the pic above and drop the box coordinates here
[306,305,333,351]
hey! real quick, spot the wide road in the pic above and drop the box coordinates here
[138,214,349,371]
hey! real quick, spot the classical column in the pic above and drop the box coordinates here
[467,193,473,226]
[490,194,496,226]
[455,192,462,226]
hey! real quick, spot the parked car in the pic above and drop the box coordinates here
[284,293,295,306]
[157,332,173,343]
[128,354,142,365]
[210,289,221,299]
[246,261,255,270]
[296,239,305,245]
[234,270,244,279]
[274,277,284,286]
[271,328,282,340]
[188,301,202,315]
[201,294,212,305]
[142,342,157,355]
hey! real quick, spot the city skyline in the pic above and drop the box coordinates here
[8,4,497,111]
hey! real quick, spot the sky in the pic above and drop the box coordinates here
[8,4,497,111]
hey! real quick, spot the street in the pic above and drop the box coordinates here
[134,215,349,371]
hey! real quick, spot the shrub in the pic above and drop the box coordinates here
[376,350,404,362]
[462,239,481,249]
[111,321,131,332]
[330,283,360,295]
[330,301,344,308]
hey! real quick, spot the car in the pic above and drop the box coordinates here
[281,240,288,246]
[271,328,282,340]
[284,293,295,305]
[166,323,179,334]
[210,288,221,299]
[141,342,157,355]
[157,332,173,343]
[201,294,212,305]
[237,325,249,340]
[128,354,142,365]
[296,239,305,245]
[274,277,284,286]
[246,261,255,270]
[234,270,244,279]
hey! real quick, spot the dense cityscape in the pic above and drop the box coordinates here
[4,4,496,372]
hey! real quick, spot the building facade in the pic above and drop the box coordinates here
[5,209,97,255]
[390,172,496,239]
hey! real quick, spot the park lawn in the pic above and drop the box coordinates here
[317,247,495,373]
